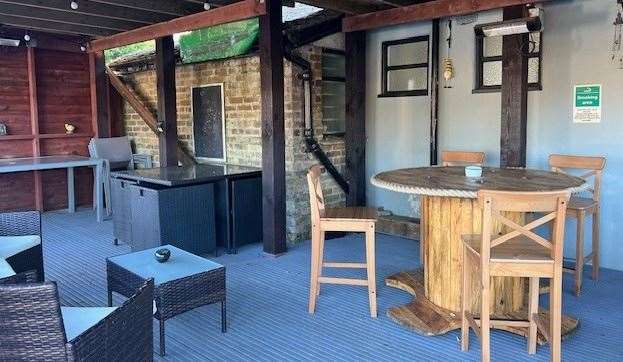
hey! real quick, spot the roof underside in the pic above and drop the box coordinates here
[0,0,435,41]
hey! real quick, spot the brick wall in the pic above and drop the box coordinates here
[119,47,346,243]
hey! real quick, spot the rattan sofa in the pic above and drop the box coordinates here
[0,278,155,361]
[0,211,44,281]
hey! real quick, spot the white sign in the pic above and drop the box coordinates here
[573,84,602,124]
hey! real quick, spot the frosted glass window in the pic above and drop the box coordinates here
[322,52,345,79]
[475,31,542,91]
[387,68,428,92]
[482,61,502,86]
[381,35,429,96]
[483,36,502,57]
[387,41,428,66]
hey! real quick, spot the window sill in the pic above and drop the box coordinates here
[378,90,428,98]
[472,84,543,94]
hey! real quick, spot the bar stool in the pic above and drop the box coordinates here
[441,150,486,166]
[306,165,378,318]
[549,154,606,296]
[460,190,570,362]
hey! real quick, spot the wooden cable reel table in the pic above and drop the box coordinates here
[372,166,587,343]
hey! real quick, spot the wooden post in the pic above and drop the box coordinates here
[155,36,178,167]
[259,0,287,255]
[345,31,366,206]
[89,50,111,138]
[500,6,528,168]
[27,47,43,211]
[430,19,440,166]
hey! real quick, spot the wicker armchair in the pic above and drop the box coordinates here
[0,211,44,281]
[0,278,154,361]
[0,270,38,285]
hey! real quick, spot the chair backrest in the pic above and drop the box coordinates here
[441,151,486,166]
[68,279,154,361]
[0,282,69,361]
[478,190,570,264]
[549,154,606,202]
[307,165,326,226]
[88,137,133,164]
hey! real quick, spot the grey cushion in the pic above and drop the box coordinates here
[61,306,118,341]
[0,235,41,258]
[0,258,15,279]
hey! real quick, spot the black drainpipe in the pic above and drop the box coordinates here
[284,46,350,194]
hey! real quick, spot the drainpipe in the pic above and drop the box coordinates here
[284,48,350,194]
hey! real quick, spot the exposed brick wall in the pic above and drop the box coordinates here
[119,47,346,243]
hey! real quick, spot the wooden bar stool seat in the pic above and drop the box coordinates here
[306,165,378,318]
[567,196,598,211]
[549,154,606,296]
[460,190,570,362]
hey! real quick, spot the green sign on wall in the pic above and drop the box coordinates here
[573,84,602,123]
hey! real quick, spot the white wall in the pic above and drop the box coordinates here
[365,22,432,216]
[365,0,623,270]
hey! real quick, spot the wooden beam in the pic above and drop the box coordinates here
[27,47,43,211]
[260,0,287,255]
[500,6,528,168]
[106,66,195,164]
[345,31,366,206]
[0,3,140,32]
[0,14,117,37]
[343,0,551,32]
[90,51,111,138]
[429,19,439,165]
[89,0,266,52]
[0,0,175,25]
[155,36,178,167]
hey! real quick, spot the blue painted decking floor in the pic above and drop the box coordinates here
[43,210,623,361]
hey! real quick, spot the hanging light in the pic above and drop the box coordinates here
[70,1,79,10]
[204,2,211,10]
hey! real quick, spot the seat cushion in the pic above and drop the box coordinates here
[0,258,16,279]
[61,306,118,342]
[0,235,41,259]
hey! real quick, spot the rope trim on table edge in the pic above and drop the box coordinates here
[370,175,590,199]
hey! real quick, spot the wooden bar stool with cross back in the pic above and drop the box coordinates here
[549,154,606,296]
[460,190,570,362]
[306,165,378,318]
[441,150,486,166]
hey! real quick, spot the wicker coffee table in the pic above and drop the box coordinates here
[106,245,226,356]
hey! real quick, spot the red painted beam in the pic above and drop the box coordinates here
[343,0,551,33]
[89,0,266,52]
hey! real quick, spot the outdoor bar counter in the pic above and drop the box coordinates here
[111,163,262,255]
[372,166,586,342]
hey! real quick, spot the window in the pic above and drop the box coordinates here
[474,32,543,92]
[380,36,430,97]
[321,49,345,135]
[192,84,226,162]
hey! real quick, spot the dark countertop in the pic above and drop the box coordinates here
[111,163,261,187]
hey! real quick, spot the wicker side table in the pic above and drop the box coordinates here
[106,245,226,356]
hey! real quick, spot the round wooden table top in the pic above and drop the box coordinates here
[372,166,587,198]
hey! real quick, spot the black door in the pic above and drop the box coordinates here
[192,85,225,160]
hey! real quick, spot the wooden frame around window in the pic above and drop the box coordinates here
[380,35,430,97]
[473,33,543,93]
